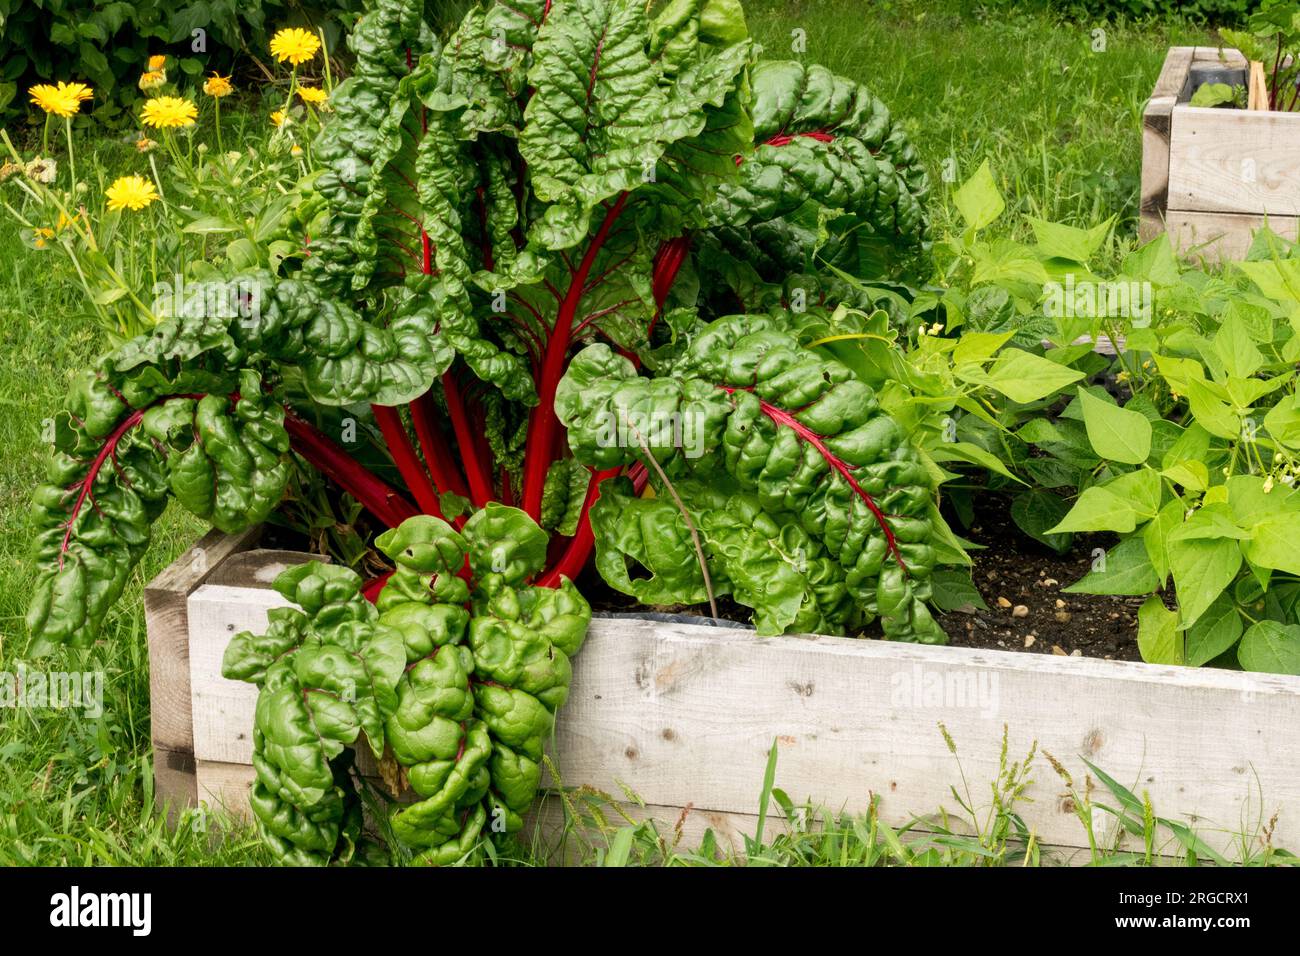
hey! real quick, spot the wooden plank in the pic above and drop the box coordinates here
[154,747,198,817]
[1194,46,1248,68]
[187,578,1300,858]
[144,527,260,818]
[1247,60,1268,111]
[1165,208,1300,261]
[187,570,301,766]
[1168,104,1300,216]
[207,548,323,588]
[1140,46,1195,241]
[548,620,1300,858]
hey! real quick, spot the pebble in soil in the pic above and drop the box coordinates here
[937,502,1143,662]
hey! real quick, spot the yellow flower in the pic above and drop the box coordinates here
[29,81,93,118]
[105,175,159,212]
[33,226,55,248]
[270,109,288,128]
[290,143,303,156]
[136,137,158,153]
[141,96,198,129]
[54,210,80,232]
[148,55,167,71]
[203,73,234,98]
[296,85,327,106]
[0,161,20,182]
[270,27,321,65]
[138,70,167,91]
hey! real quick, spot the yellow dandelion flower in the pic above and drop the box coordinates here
[270,109,288,128]
[54,210,80,232]
[105,175,159,212]
[138,70,167,91]
[148,55,167,71]
[28,81,93,118]
[141,96,198,129]
[296,85,327,106]
[270,27,321,65]
[136,137,158,153]
[203,73,234,98]
[290,143,303,156]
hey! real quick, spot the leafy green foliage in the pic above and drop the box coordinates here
[557,315,947,642]
[1221,1,1300,111]
[0,0,362,124]
[223,506,591,864]
[1025,222,1300,675]
[27,0,938,652]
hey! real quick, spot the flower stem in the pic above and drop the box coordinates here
[63,117,76,191]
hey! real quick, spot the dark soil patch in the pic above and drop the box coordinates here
[937,498,1142,662]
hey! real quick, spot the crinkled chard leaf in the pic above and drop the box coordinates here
[222,507,591,865]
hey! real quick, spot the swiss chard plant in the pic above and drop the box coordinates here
[27,0,940,658]
[222,505,588,865]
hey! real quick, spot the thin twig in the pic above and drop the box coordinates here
[625,417,718,619]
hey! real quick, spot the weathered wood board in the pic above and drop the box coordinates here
[1168,106,1300,217]
[181,556,1300,860]
[144,527,261,819]
[1143,45,1300,261]
[1165,208,1300,262]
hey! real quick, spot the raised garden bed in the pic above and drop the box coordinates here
[1142,45,1300,260]
[149,531,1300,859]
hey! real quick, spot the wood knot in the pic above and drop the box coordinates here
[787,679,815,697]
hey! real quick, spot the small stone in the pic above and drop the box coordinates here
[987,571,999,581]
[1012,604,1029,618]
[1055,598,1066,609]
[1042,577,1058,587]
[1070,649,1082,657]
[1051,645,1068,656]
[996,596,1012,609]
[1054,610,1072,623]
[1024,634,1036,648]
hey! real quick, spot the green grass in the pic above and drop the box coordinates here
[745,0,1217,236]
[0,0,1275,867]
